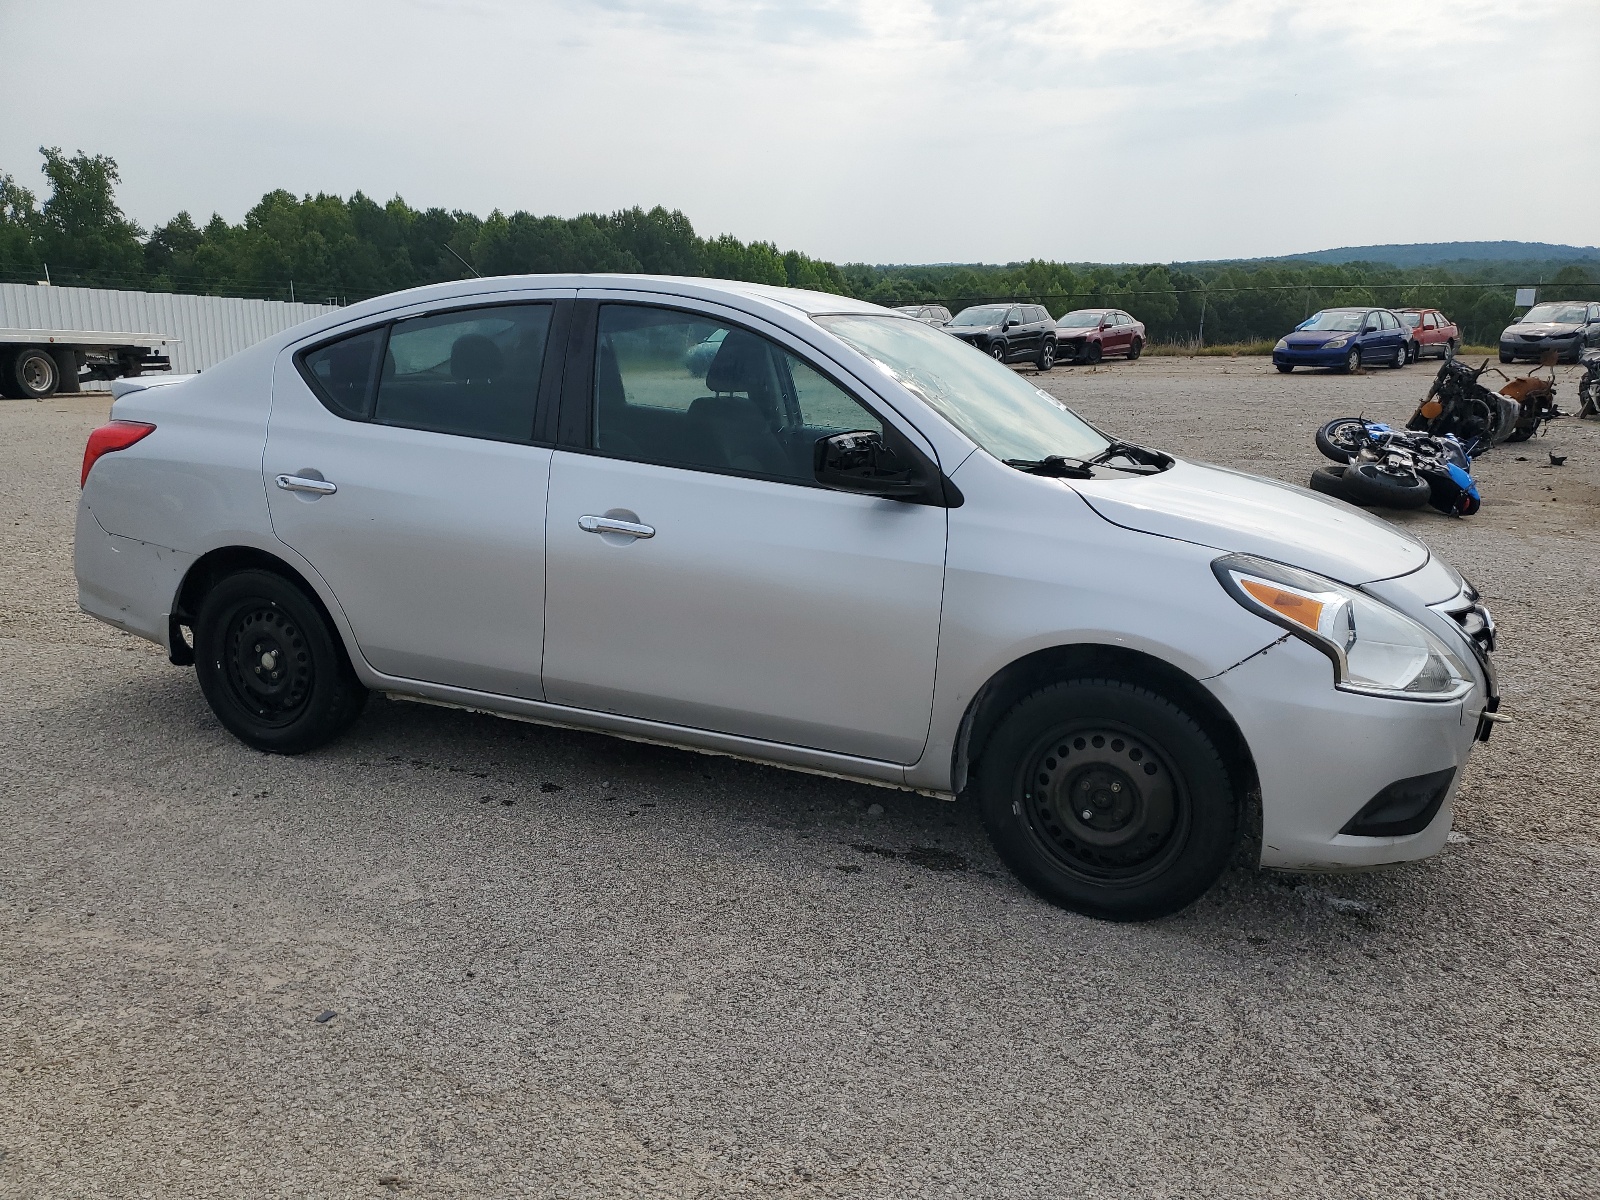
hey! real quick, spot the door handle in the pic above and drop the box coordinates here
[578,514,654,539]
[276,473,338,495]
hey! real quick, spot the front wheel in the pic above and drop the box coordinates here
[1499,350,1514,364]
[1275,363,1293,373]
[1315,416,1371,463]
[1339,462,1431,509]
[990,342,1007,362]
[1088,342,1103,364]
[194,569,368,754]
[975,679,1239,921]
[1344,347,1361,374]
[1036,338,1055,371]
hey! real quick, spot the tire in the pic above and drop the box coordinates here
[1275,364,1293,373]
[1128,337,1143,361]
[1036,338,1055,371]
[1445,339,1457,362]
[1088,342,1103,364]
[1315,416,1370,463]
[0,353,19,399]
[1390,343,1407,369]
[1338,462,1431,509]
[10,347,58,398]
[1499,351,1514,364]
[1308,465,1349,498]
[975,679,1239,921]
[1344,347,1361,374]
[193,569,367,754]
[990,342,1007,362]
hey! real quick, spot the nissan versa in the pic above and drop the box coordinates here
[75,276,1499,921]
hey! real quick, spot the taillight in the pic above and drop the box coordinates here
[81,420,156,487]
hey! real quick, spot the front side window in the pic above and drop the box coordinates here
[298,304,551,442]
[817,313,1109,465]
[593,305,880,483]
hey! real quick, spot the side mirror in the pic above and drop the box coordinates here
[1003,319,1017,330]
[813,430,946,504]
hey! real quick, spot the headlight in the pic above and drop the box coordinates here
[1213,554,1472,700]
[1324,335,1349,348]
[1274,338,1289,351]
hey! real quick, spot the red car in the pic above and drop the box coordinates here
[1395,308,1460,363]
[1052,309,1146,363]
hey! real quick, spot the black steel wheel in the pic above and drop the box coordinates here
[1088,342,1103,364]
[1339,462,1431,509]
[975,679,1238,921]
[194,569,367,754]
[1036,338,1055,371]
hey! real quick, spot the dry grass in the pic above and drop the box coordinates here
[1144,341,1276,357]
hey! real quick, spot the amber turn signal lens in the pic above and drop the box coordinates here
[1240,578,1324,632]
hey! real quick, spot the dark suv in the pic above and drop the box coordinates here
[943,304,1059,369]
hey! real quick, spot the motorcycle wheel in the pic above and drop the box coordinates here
[1308,465,1349,498]
[1339,462,1432,510]
[1314,417,1370,464]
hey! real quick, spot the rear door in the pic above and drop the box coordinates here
[264,296,569,698]
[541,297,948,763]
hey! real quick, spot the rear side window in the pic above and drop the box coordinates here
[296,303,552,443]
[376,305,551,442]
[300,327,385,420]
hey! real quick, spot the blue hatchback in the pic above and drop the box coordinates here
[1273,308,1410,373]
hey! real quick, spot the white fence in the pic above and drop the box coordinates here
[0,282,341,381]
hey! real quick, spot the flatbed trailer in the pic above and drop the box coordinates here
[0,328,177,398]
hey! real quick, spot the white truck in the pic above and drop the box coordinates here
[0,328,175,398]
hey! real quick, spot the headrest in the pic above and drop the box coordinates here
[705,330,769,394]
[450,334,502,382]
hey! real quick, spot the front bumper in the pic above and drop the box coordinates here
[1501,336,1581,359]
[1205,633,1487,870]
[1273,346,1352,368]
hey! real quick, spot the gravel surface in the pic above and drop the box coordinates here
[2,356,1596,1197]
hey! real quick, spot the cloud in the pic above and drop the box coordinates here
[0,0,1591,263]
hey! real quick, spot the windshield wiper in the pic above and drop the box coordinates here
[1085,440,1172,472]
[1005,455,1096,479]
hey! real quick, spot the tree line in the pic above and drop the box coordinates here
[2,148,1593,348]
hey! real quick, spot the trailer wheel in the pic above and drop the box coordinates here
[9,348,59,398]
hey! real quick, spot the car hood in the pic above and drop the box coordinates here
[1069,459,1429,585]
[1054,328,1096,338]
[946,325,995,337]
[1287,330,1344,343]
[1507,322,1581,335]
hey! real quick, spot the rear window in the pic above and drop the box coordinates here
[296,303,552,443]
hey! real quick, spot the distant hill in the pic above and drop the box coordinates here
[1279,241,1599,267]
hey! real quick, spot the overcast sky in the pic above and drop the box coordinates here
[3,0,1594,264]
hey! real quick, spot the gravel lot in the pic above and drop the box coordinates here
[2,355,1596,1198]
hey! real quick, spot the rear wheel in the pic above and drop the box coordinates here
[193,569,367,754]
[1445,339,1457,362]
[1128,337,1143,360]
[1344,347,1361,374]
[1390,343,1407,368]
[1036,338,1055,371]
[1339,462,1431,509]
[9,347,58,398]
[975,678,1239,921]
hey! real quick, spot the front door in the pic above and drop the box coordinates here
[265,299,563,698]
[541,300,947,763]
